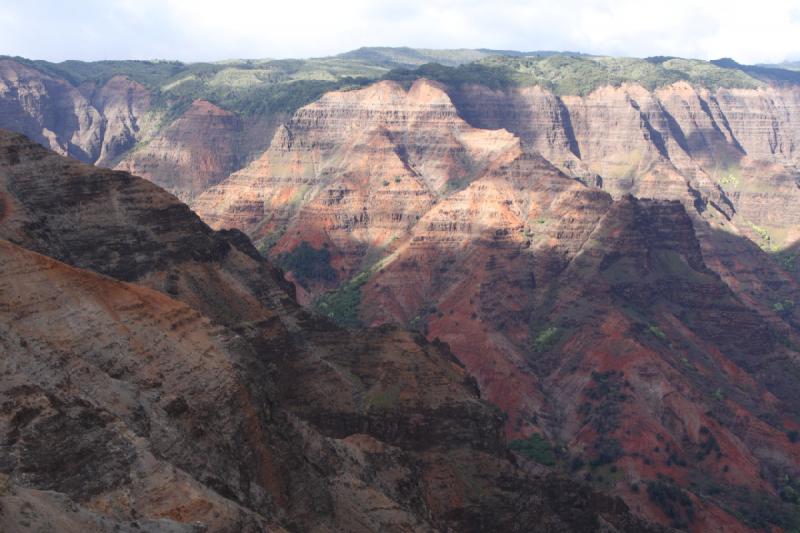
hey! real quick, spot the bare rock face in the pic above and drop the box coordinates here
[0,130,664,532]
[0,59,105,161]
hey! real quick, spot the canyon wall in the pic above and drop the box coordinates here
[194,78,800,531]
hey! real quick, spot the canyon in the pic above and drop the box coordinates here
[2,49,800,532]
[0,129,663,532]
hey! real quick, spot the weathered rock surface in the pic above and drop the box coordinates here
[0,130,664,532]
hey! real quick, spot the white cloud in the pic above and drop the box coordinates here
[0,0,797,63]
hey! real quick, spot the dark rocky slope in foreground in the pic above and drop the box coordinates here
[0,130,665,532]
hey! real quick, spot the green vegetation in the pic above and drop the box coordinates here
[591,437,624,467]
[384,53,779,96]
[647,476,695,530]
[718,172,740,187]
[365,385,401,411]
[648,325,667,340]
[695,426,722,461]
[337,46,496,68]
[579,371,629,467]
[747,221,775,251]
[531,326,560,353]
[776,252,799,273]
[3,55,381,119]
[773,299,795,318]
[7,49,799,133]
[508,433,556,466]
[725,486,800,531]
[276,241,337,287]
[314,270,372,328]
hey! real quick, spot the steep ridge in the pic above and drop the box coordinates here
[0,130,663,532]
[194,79,800,531]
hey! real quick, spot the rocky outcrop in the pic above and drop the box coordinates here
[0,130,664,532]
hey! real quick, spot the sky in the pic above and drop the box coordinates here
[1,0,798,65]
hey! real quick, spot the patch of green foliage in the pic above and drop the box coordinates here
[508,434,556,466]
[276,241,337,287]
[776,252,799,273]
[531,326,560,353]
[695,426,722,461]
[773,299,795,317]
[580,371,628,466]
[383,54,775,96]
[718,172,739,187]
[314,270,371,328]
[254,231,285,257]
[365,385,401,411]
[3,57,192,87]
[207,76,373,116]
[590,437,624,467]
[3,55,381,119]
[748,221,774,251]
[725,486,800,531]
[648,325,667,340]
[647,475,695,530]
[337,46,496,68]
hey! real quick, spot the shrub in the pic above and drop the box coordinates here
[646,476,695,529]
[276,241,337,286]
[648,325,667,340]
[314,271,371,328]
[509,434,557,466]
[531,326,560,353]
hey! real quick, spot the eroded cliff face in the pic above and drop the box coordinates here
[193,78,800,531]
[115,99,282,202]
[0,60,167,167]
[0,130,664,532]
